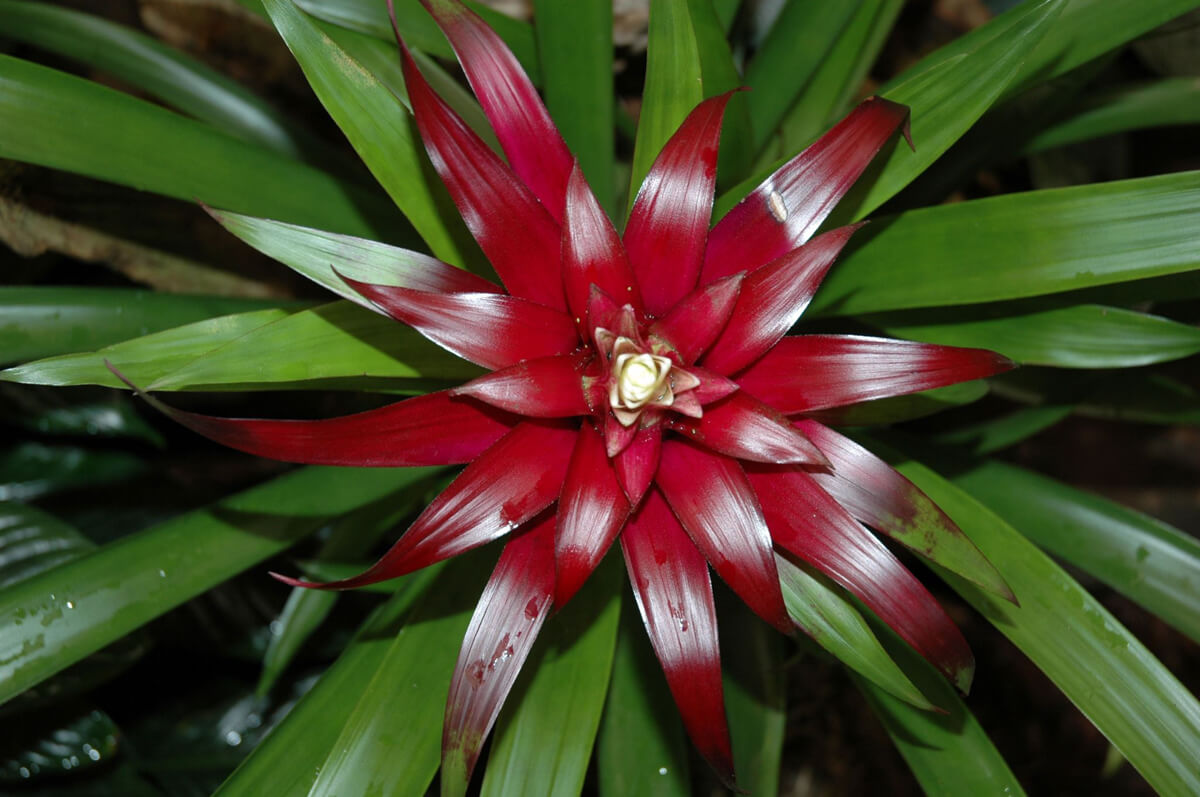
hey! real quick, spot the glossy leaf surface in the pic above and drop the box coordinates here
[889,449,1200,797]
[621,490,733,786]
[0,1,316,158]
[871,303,1200,368]
[556,424,629,606]
[216,571,445,796]
[743,0,856,151]
[0,465,433,705]
[481,556,620,797]
[738,335,1011,414]
[721,602,785,797]
[150,301,483,390]
[833,0,1064,220]
[304,556,488,797]
[629,0,703,205]
[752,466,974,692]
[769,0,904,159]
[400,43,565,309]
[210,209,498,310]
[533,0,614,213]
[798,420,1013,601]
[1026,78,1200,153]
[0,55,392,240]
[952,459,1200,645]
[626,94,731,316]
[443,517,556,793]
[1,308,295,390]
[596,607,691,797]
[0,288,288,367]
[657,441,791,633]
[777,555,933,710]
[423,0,573,222]
[857,622,1026,796]
[265,0,474,265]
[814,171,1200,315]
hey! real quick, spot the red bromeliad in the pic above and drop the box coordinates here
[117,0,1019,787]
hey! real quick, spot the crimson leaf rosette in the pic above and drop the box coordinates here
[111,0,1017,787]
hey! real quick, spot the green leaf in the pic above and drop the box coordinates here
[1026,78,1200,153]
[293,0,542,83]
[1,388,164,446]
[0,287,291,366]
[1078,372,1200,425]
[315,20,500,153]
[305,554,489,797]
[869,303,1200,368]
[629,0,703,209]
[777,555,933,710]
[961,0,1200,99]
[294,0,451,56]
[937,404,1073,454]
[262,0,475,267]
[0,1,321,160]
[534,0,615,216]
[686,0,753,187]
[769,0,903,159]
[0,444,143,502]
[0,703,120,782]
[0,503,95,590]
[834,0,1066,221]
[992,369,1200,426]
[0,308,296,390]
[951,459,1200,646]
[0,464,435,706]
[209,209,483,309]
[720,601,784,797]
[814,171,1200,315]
[742,0,857,152]
[216,568,444,797]
[0,55,398,241]
[856,623,1026,796]
[884,445,1200,797]
[482,556,621,797]
[596,605,691,797]
[812,380,989,427]
[149,301,482,391]
[257,484,430,695]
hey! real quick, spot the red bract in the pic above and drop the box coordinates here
[119,0,1018,788]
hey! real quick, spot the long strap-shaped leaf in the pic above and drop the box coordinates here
[397,32,566,309]
[0,465,432,706]
[629,0,703,207]
[833,0,1065,221]
[621,489,735,788]
[869,303,1200,369]
[0,1,318,159]
[657,441,792,633]
[816,171,1200,315]
[737,335,1013,414]
[301,555,490,797]
[0,55,391,240]
[442,516,556,795]
[274,422,576,591]
[209,210,499,311]
[481,555,621,797]
[952,459,1200,646]
[422,0,573,221]
[888,447,1200,797]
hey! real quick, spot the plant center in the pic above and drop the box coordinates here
[603,335,674,426]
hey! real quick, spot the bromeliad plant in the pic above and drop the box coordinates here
[109,1,1016,784]
[2,0,1200,795]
